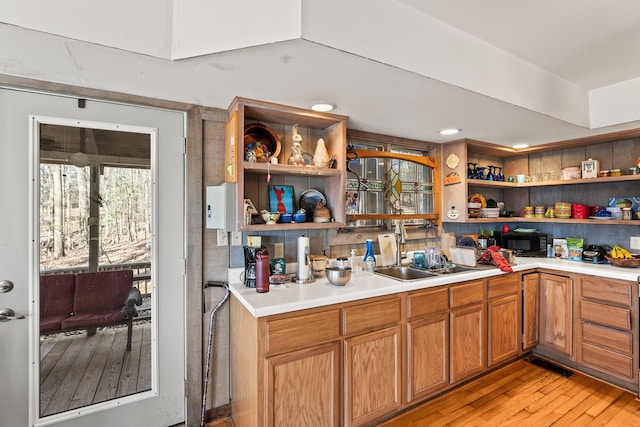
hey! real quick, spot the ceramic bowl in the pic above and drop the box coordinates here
[261,211,281,224]
[293,212,307,223]
[280,213,292,223]
[326,266,352,286]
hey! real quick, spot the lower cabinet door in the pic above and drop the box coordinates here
[450,303,486,384]
[344,326,402,427]
[265,341,340,427]
[407,313,449,402]
[488,294,521,366]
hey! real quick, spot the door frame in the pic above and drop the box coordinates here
[1,75,206,425]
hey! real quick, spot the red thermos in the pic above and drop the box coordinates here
[255,249,270,293]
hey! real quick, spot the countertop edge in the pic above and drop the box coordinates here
[229,258,640,318]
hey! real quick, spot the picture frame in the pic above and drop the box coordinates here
[268,185,295,213]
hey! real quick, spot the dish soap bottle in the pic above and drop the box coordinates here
[350,249,360,276]
[363,239,376,274]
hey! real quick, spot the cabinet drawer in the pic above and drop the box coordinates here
[488,274,520,299]
[265,309,341,355]
[343,297,401,336]
[407,287,448,320]
[582,342,634,380]
[581,277,632,306]
[580,300,631,331]
[582,322,633,354]
[450,280,485,308]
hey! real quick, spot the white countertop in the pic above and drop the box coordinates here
[229,258,640,318]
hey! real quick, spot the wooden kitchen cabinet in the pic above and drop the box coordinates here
[343,298,402,427]
[576,275,638,390]
[226,97,348,231]
[231,298,342,427]
[537,272,574,360]
[487,273,522,367]
[522,272,539,350]
[450,280,486,384]
[265,342,340,427]
[406,287,449,402]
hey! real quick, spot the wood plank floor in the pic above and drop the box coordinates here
[377,357,640,427]
[39,323,151,417]
[199,357,640,427]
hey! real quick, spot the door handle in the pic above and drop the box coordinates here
[0,280,14,293]
[0,308,25,321]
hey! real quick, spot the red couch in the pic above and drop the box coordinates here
[40,270,142,351]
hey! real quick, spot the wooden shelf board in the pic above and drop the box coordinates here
[467,175,640,188]
[243,161,342,176]
[465,217,637,225]
[238,221,345,232]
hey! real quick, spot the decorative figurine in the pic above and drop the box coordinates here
[287,124,306,166]
[313,138,330,167]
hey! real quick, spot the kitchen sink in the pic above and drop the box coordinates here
[374,266,440,282]
[432,265,477,274]
[374,264,491,282]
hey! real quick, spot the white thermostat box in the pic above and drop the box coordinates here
[206,183,236,230]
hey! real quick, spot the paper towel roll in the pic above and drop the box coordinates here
[297,236,310,281]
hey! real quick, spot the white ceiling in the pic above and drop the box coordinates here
[1,0,640,147]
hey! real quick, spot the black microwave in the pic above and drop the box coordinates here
[501,232,548,257]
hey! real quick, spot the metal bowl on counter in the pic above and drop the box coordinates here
[326,266,352,286]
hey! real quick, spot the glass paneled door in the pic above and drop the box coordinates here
[0,88,185,426]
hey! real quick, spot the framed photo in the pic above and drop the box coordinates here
[268,185,295,213]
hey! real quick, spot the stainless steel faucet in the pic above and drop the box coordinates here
[394,220,406,265]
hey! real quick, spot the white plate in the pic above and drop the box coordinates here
[589,216,613,220]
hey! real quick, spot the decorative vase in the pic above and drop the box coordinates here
[313,138,330,167]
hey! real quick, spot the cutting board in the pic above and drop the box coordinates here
[449,247,477,267]
[377,234,397,266]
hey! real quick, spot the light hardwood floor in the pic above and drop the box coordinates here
[377,357,640,426]
[203,357,640,426]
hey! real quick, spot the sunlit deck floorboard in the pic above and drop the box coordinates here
[39,322,151,417]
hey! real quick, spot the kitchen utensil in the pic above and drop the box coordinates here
[325,266,352,286]
[310,255,328,277]
[604,255,640,268]
[377,234,396,266]
[260,211,280,224]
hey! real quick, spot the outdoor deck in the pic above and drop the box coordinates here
[39,322,151,417]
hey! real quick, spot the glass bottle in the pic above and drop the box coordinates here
[350,249,360,276]
[363,239,376,274]
[487,230,497,247]
[478,229,488,250]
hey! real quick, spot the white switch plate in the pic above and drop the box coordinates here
[217,230,228,246]
[630,236,640,251]
[230,231,242,246]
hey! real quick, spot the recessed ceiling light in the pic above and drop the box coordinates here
[311,102,336,112]
[512,144,530,149]
[439,128,460,135]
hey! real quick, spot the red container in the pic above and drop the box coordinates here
[571,203,589,219]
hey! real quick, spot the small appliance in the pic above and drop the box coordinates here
[243,245,265,287]
[501,232,548,257]
[582,245,611,264]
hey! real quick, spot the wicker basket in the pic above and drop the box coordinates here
[604,255,640,268]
